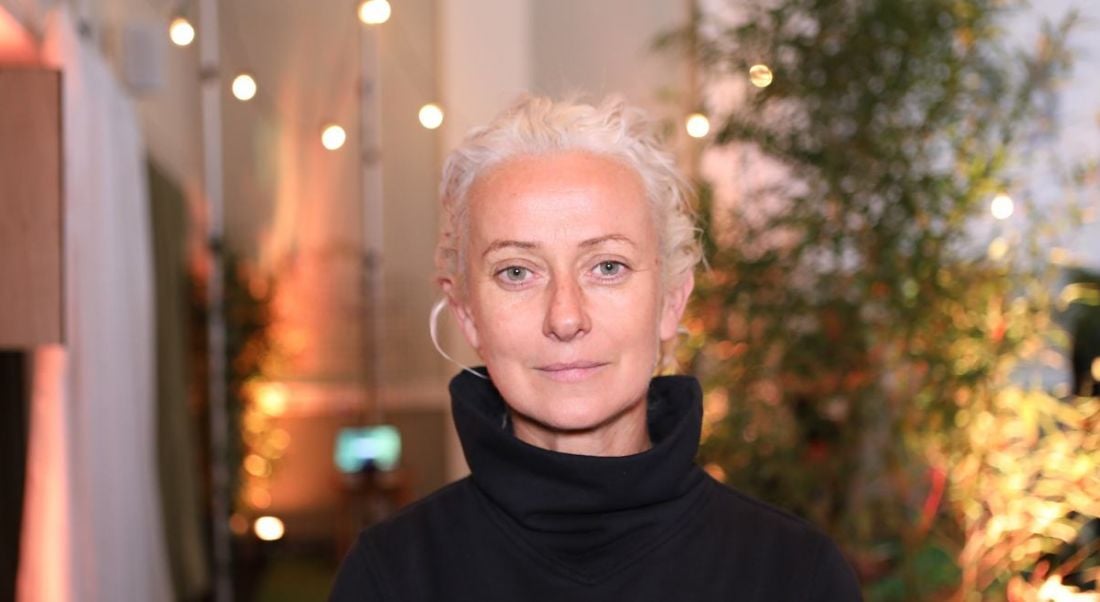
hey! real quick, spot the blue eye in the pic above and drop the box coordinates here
[500,266,530,282]
[595,261,625,277]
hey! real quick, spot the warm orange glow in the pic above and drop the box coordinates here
[255,382,289,415]
[244,453,270,477]
[228,513,250,535]
[19,347,71,601]
[269,428,291,450]
[246,486,272,509]
[0,6,39,63]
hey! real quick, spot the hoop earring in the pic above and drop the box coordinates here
[430,298,488,380]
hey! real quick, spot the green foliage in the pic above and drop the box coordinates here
[675,0,1098,598]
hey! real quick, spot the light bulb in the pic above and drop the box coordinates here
[685,113,711,138]
[749,64,774,88]
[254,516,284,541]
[358,0,392,25]
[232,74,257,101]
[256,382,289,415]
[418,103,444,130]
[990,193,1014,220]
[321,124,347,150]
[168,17,195,47]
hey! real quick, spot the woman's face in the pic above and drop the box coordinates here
[448,150,693,453]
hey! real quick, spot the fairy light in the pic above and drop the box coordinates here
[418,103,444,129]
[256,382,290,415]
[253,516,285,541]
[990,193,1014,220]
[247,486,272,509]
[168,17,195,47]
[749,64,774,88]
[232,73,257,101]
[321,125,346,150]
[244,454,270,478]
[358,0,392,25]
[685,113,711,138]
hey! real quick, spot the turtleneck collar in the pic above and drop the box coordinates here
[449,368,709,583]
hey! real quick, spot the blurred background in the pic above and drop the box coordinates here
[0,0,1097,600]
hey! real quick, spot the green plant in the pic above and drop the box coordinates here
[670,0,1098,598]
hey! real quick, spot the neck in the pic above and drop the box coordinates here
[508,400,652,456]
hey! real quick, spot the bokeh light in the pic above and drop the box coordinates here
[987,237,1008,261]
[168,17,195,47]
[232,74,257,101]
[253,516,285,541]
[244,454,270,478]
[685,113,711,138]
[418,103,444,129]
[358,0,392,25]
[990,193,1014,220]
[256,382,290,414]
[321,125,347,150]
[749,64,774,88]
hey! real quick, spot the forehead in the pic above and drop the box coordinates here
[465,151,654,246]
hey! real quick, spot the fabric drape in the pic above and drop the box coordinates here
[18,7,173,601]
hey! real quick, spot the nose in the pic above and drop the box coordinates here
[543,276,591,342]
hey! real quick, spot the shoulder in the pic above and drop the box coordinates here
[701,477,862,600]
[703,476,821,538]
[362,476,480,549]
[329,478,481,601]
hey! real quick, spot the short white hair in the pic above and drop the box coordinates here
[435,94,702,294]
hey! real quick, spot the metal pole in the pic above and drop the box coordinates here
[198,0,233,599]
[359,20,385,424]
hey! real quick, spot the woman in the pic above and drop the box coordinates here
[329,96,861,601]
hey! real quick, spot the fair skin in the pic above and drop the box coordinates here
[442,150,693,457]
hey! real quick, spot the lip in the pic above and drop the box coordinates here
[534,361,609,383]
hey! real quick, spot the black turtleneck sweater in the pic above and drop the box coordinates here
[329,371,862,601]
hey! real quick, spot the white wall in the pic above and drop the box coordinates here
[1,0,204,205]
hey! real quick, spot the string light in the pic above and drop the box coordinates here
[321,125,347,150]
[168,17,195,47]
[244,454,270,478]
[253,516,285,541]
[418,103,444,129]
[358,0,392,25]
[256,382,289,414]
[232,74,257,101]
[990,193,1014,220]
[247,486,272,509]
[749,64,774,88]
[685,113,711,138]
[269,428,291,450]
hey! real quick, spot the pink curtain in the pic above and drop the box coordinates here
[19,7,172,601]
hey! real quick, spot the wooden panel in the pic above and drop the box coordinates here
[0,68,62,347]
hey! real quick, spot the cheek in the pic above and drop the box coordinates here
[591,285,663,344]
[470,288,538,357]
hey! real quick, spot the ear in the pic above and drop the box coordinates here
[440,278,481,352]
[658,271,694,341]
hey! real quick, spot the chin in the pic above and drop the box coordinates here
[529,394,624,432]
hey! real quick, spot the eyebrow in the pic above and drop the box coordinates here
[481,234,636,258]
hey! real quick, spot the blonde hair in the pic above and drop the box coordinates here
[435,94,702,294]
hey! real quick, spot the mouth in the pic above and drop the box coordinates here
[534,361,609,383]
